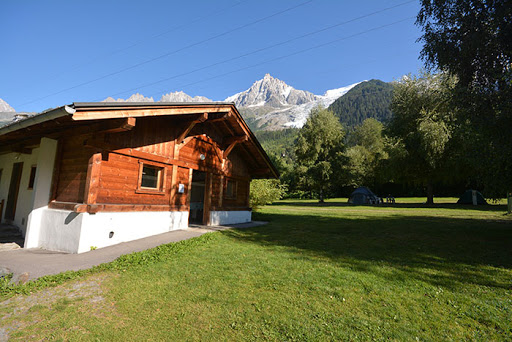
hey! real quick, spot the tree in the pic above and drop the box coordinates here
[344,118,388,188]
[416,0,512,197]
[294,106,345,202]
[387,72,458,204]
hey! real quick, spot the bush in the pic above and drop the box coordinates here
[250,179,287,208]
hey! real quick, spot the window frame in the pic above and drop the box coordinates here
[27,165,37,190]
[224,178,237,200]
[136,161,166,195]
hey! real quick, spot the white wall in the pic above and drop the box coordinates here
[77,210,189,253]
[0,147,40,235]
[34,208,189,253]
[209,210,251,226]
[25,138,58,247]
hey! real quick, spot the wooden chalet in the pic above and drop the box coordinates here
[0,102,277,253]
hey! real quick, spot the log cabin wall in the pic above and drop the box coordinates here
[53,115,252,211]
[54,136,92,203]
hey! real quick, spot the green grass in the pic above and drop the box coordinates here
[1,199,511,341]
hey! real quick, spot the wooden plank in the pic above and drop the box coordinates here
[72,107,229,121]
[49,201,189,212]
[74,204,88,213]
[83,153,102,205]
[49,201,81,211]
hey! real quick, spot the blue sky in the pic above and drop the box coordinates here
[1,0,423,112]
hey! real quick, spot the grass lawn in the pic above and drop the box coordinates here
[1,199,511,340]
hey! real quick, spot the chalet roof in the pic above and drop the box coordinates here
[0,102,278,179]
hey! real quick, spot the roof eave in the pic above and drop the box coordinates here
[0,105,75,137]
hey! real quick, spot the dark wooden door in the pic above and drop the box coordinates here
[5,162,23,221]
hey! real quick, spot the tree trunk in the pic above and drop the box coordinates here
[426,181,434,204]
[319,189,324,203]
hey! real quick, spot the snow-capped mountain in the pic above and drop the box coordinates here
[160,91,212,103]
[103,93,155,102]
[0,98,15,112]
[226,75,361,130]
[101,74,361,130]
[226,74,317,108]
[103,91,213,103]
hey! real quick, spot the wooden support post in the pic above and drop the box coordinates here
[203,172,213,225]
[218,175,224,208]
[83,153,102,205]
[186,168,193,208]
[169,165,178,206]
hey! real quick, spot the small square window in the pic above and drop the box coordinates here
[225,179,237,199]
[137,162,166,194]
[141,165,161,189]
[28,165,37,190]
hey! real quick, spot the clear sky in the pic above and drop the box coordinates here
[1,0,424,112]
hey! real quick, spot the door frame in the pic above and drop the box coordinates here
[5,162,24,222]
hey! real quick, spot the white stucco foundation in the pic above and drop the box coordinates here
[208,210,251,226]
[33,208,189,254]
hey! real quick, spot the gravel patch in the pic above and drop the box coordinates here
[0,274,110,341]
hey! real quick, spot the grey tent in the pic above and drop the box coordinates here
[457,190,487,205]
[348,187,379,205]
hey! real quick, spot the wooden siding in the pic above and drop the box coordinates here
[54,136,91,203]
[96,153,172,205]
[53,115,252,213]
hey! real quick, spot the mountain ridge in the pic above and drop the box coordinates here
[100,74,363,131]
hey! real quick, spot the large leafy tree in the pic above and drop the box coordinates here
[416,0,512,196]
[344,118,388,188]
[295,106,345,202]
[387,72,458,204]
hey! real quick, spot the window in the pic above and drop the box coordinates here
[137,162,166,194]
[27,165,37,190]
[225,178,237,199]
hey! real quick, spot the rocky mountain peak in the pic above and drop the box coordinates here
[160,91,212,103]
[103,93,155,102]
[0,98,15,112]
[225,74,317,108]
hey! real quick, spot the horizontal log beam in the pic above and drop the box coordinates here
[207,112,231,122]
[49,201,189,213]
[72,107,229,121]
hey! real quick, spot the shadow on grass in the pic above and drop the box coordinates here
[223,211,512,290]
[275,201,508,212]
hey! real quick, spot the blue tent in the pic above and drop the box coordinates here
[457,190,487,205]
[348,187,379,205]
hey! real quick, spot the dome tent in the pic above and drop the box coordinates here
[348,187,379,205]
[457,190,487,205]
